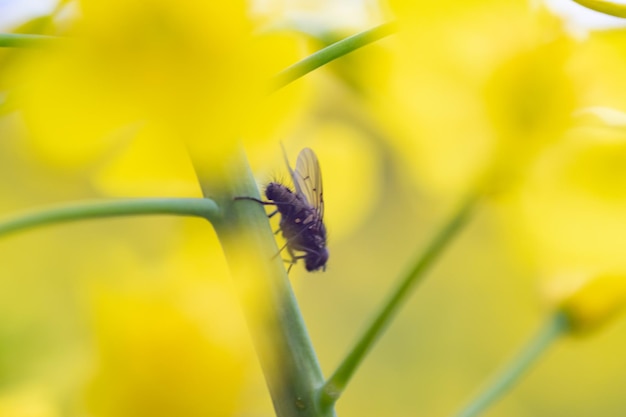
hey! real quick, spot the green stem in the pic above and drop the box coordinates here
[190,147,333,417]
[0,198,220,237]
[0,33,60,48]
[570,0,626,18]
[320,194,479,406]
[270,21,397,92]
[453,312,571,417]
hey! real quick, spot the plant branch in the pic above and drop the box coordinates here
[190,146,334,417]
[0,198,219,237]
[0,33,60,48]
[320,194,479,406]
[270,21,397,92]
[452,311,571,417]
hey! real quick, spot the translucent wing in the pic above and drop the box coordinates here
[282,145,324,219]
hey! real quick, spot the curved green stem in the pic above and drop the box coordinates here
[0,33,60,48]
[453,312,571,417]
[0,198,220,237]
[270,21,397,92]
[320,194,479,407]
[571,0,626,18]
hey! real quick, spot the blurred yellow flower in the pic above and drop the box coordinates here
[557,274,626,334]
[483,38,576,192]
[5,0,305,194]
[83,223,254,417]
[380,0,577,195]
[570,28,626,112]
[86,289,249,417]
[504,118,626,273]
[380,1,626,301]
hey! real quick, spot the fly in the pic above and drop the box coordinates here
[236,146,328,272]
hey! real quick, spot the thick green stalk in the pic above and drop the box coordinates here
[0,198,219,237]
[453,312,571,417]
[191,147,333,417]
[270,21,396,92]
[320,195,479,406]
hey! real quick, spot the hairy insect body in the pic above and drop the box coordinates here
[235,147,328,273]
[265,182,328,272]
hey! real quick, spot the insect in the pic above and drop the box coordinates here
[236,146,328,272]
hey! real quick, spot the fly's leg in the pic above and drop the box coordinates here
[234,196,293,208]
[274,247,295,269]
[279,246,303,273]
[283,258,297,273]
[233,196,273,205]
[234,197,289,220]
[270,210,282,235]
[283,254,306,273]
[273,242,289,259]
[235,196,301,272]
[234,197,280,222]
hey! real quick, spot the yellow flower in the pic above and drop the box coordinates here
[557,274,626,334]
[503,116,626,273]
[5,0,305,195]
[86,289,250,417]
[83,227,255,417]
[482,38,577,193]
[380,1,577,195]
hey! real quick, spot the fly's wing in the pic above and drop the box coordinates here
[280,143,299,192]
[293,147,324,221]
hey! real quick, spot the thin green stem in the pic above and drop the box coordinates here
[270,21,397,92]
[453,312,571,417]
[0,198,220,237]
[0,33,60,48]
[320,194,479,406]
[190,146,334,417]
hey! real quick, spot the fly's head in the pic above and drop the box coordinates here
[305,246,329,272]
[265,182,284,201]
